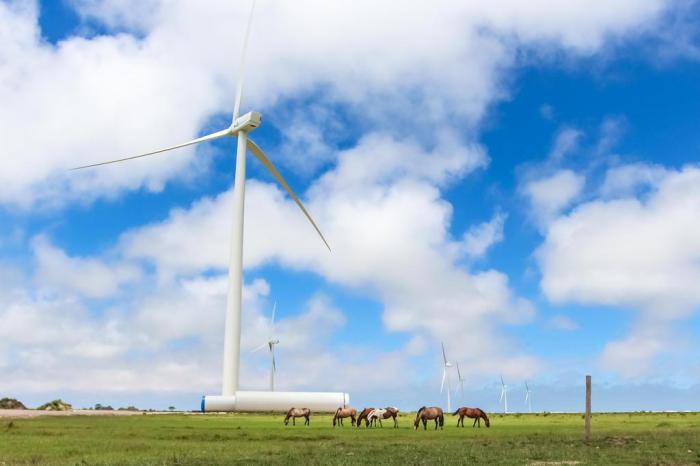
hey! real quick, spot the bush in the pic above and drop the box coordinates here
[37,399,72,411]
[0,398,27,409]
[94,404,114,411]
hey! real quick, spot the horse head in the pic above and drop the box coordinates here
[414,406,426,429]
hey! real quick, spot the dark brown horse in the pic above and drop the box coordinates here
[356,407,374,428]
[414,406,444,430]
[333,407,357,426]
[284,407,310,426]
[452,407,490,427]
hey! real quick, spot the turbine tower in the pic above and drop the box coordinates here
[525,381,532,413]
[71,0,349,412]
[499,376,509,414]
[252,302,279,391]
[455,362,466,401]
[440,342,453,412]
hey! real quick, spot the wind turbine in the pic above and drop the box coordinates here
[455,362,466,401]
[72,1,349,412]
[440,342,453,412]
[252,302,279,391]
[525,381,532,413]
[499,376,509,414]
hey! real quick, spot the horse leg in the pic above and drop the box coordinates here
[292,417,296,426]
[305,415,310,426]
[473,417,477,428]
[423,419,427,430]
[351,415,356,427]
[394,415,398,428]
[378,419,383,428]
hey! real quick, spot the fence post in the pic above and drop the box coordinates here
[584,375,592,441]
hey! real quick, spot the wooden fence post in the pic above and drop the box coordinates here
[584,375,592,441]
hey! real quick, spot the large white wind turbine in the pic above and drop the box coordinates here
[252,302,280,391]
[440,343,453,412]
[525,381,532,413]
[72,1,348,412]
[455,362,466,401]
[499,376,509,414]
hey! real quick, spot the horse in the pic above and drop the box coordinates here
[367,408,387,427]
[333,407,357,427]
[452,407,490,428]
[284,407,311,426]
[414,406,444,430]
[380,406,400,428]
[356,407,375,428]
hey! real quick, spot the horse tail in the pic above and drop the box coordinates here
[452,408,460,416]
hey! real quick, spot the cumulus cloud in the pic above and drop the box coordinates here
[537,165,700,374]
[462,211,507,259]
[32,235,140,298]
[0,0,677,207]
[523,169,586,228]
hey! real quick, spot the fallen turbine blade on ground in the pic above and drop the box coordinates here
[71,128,231,170]
[247,138,331,251]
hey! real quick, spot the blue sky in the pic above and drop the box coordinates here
[2,0,700,412]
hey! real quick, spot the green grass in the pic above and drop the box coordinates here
[1,412,700,465]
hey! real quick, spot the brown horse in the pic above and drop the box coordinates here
[414,406,444,430]
[452,407,490,427]
[380,407,400,428]
[333,407,357,426]
[284,407,311,426]
[356,407,375,428]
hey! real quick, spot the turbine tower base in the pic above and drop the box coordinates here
[202,391,350,412]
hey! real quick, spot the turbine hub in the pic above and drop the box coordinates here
[230,111,262,134]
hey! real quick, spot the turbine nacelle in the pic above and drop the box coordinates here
[230,111,262,134]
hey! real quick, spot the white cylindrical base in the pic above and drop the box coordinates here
[202,391,350,412]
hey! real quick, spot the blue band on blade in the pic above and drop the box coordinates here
[200,396,205,412]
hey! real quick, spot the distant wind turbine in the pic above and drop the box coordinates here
[455,362,466,400]
[252,302,280,391]
[440,342,453,412]
[525,381,532,413]
[499,376,509,414]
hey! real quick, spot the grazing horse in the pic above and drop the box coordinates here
[333,407,357,427]
[284,407,311,426]
[414,406,444,430]
[452,407,490,428]
[380,406,400,428]
[356,407,375,428]
[367,408,387,427]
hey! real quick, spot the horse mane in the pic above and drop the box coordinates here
[479,408,489,419]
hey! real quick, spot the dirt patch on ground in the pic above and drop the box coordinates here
[0,409,147,419]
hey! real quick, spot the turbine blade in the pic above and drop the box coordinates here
[272,349,276,372]
[501,376,505,387]
[71,129,230,170]
[441,342,447,365]
[456,362,462,380]
[247,139,331,251]
[270,301,277,327]
[251,342,267,353]
[440,369,446,393]
[232,0,256,123]
[499,388,504,402]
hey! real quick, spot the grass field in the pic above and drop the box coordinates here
[1,411,700,465]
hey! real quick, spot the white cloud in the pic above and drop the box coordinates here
[549,127,582,160]
[547,314,579,331]
[523,169,586,228]
[538,165,700,373]
[32,235,140,298]
[463,211,507,258]
[0,0,677,207]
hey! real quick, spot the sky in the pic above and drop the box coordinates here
[1,0,700,413]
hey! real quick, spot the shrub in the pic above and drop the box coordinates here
[0,398,27,409]
[37,399,72,411]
